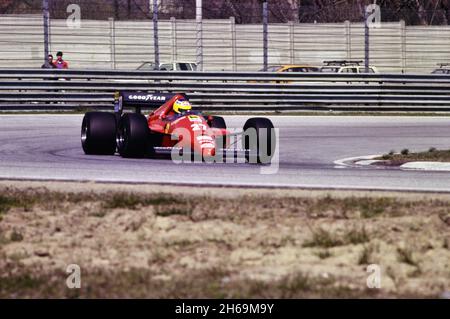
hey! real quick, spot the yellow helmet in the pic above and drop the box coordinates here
[173,99,192,114]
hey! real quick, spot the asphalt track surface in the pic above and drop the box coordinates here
[1,114,450,192]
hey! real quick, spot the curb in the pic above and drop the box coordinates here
[401,162,450,171]
[333,155,382,167]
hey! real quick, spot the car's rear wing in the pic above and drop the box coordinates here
[114,91,187,115]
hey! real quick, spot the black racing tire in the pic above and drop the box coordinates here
[242,117,276,164]
[208,116,226,129]
[208,116,227,148]
[117,113,150,158]
[81,112,117,155]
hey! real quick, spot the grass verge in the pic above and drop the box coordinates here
[0,184,448,298]
[376,148,450,166]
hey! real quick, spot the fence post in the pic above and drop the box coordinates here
[230,17,237,71]
[153,0,160,68]
[109,18,116,69]
[262,0,268,71]
[42,0,50,66]
[289,21,295,64]
[48,10,52,55]
[196,0,203,71]
[400,20,406,73]
[364,8,370,73]
[345,20,351,59]
[171,17,177,61]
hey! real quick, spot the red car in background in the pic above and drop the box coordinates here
[81,91,276,164]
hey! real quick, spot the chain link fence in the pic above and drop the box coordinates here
[1,2,450,73]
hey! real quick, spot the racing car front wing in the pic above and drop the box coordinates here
[152,147,255,162]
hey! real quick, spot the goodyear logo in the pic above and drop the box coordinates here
[128,94,166,102]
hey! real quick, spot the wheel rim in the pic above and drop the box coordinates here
[117,124,127,150]
[81,120,88,145]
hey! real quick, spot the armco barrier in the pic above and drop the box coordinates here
[1,69,450,111]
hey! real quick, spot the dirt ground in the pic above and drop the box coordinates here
[0,180,449,298]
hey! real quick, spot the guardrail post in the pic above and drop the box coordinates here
[289,21,295,64]
[109,18,116,70]
[171,17,177,61]
[400,20,406,73]
[345,20,351,59]
[230,17,237,71]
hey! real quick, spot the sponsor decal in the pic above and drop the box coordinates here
[200,143,215,149]
[191,123,207,132]
[188,115,202,122]
[197,136,214,142]
[128,94,166,102]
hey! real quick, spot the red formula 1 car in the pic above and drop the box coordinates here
[81,91,276,164]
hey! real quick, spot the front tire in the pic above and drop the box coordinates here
[117,113,150,158]
[242,117,276,164]
[81,112,117,155]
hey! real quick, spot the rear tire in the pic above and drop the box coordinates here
[81,112,117,155]
[242,117,276,164]
[117,113,150,158]
[208,116,226,129]
[208,116,227,148]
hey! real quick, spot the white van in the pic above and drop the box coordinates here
[320,60,379,74]
[159,61,197,71]
[137,61,198,71]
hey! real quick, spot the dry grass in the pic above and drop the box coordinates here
[0,184,449,298]
[377,148,450,165]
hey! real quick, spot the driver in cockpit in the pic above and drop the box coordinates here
[165,98,193,120]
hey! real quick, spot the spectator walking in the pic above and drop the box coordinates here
[41,54,56,69]
[54,51,69,69]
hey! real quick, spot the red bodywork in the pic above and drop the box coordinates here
[147,94,228,157]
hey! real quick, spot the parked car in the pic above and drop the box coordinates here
[261,64,320,73]
[253,64,319,84]
[159,61,197,71]
[432,63,450,74]
[320,60,379,74]
[136,62,157,70]
[137,61,198,71]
